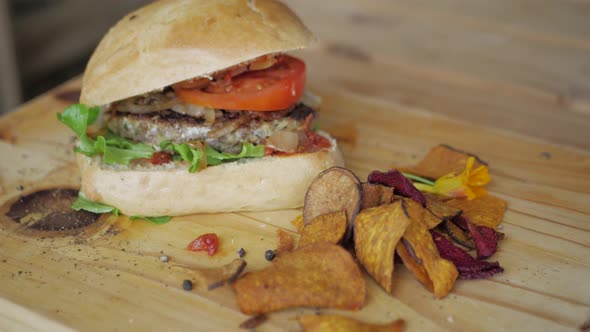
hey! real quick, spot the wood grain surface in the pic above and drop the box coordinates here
[1,0,589,331]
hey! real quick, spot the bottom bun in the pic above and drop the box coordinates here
[78,134,344,216]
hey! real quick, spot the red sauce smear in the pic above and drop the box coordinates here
[187,233,219,256]
[150,151,172,165]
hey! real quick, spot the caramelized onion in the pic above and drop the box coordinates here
[267,131,299,152]
[208,115,249,138]
[113,93,179,113]
[171,104,216,125]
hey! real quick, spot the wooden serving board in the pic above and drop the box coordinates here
[1,0,590,331]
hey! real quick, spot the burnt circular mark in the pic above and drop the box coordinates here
[55,89,81,103]
[6,189,99,231]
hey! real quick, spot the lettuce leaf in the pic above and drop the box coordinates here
[58,104,264,171]
[161,140,264,171]
[160,141,205,173]
[57,104,155,165]
[206,142,265,166]
[95,136,154,165]
[57,103,99,137]
[72,192,170,224]
[72,192,120,216]
[129,215,172,224]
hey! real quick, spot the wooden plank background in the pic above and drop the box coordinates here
[0,0,589,331]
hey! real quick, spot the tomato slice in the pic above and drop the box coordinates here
[174,55,306,111]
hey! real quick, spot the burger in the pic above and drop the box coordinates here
[57,0,343,217]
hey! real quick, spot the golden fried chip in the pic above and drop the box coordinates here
[276,229,295,256]
[423,193,462,229]
[299,315,405,332]
[291,214,305,234]
[361,183,395,210]
[354,201,411,294]
[401,203,458,298]
[404,145,486,180]
[391,195,441,229]
[446,195,507,229]
[233,243,365,314]
[298,210,347,247]
[396,241,433,292]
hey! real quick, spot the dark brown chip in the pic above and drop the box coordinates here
[424,193,462,224]
[360,183,395,210]
[368,169,426,206]
[303,167,362,239]
[443,220,475,249]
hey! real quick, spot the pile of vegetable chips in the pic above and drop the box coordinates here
[231,145,507,331]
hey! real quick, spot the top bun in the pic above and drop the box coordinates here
[81,0,315,106]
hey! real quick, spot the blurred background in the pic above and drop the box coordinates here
[0,0,151,114]
[1,0,588,150]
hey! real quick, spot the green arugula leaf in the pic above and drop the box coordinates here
[129,215,172,224]
[95,136,154,165]
[161,142,206,173]
[57,104,156,164]
[71,192,120,216]
[71,192,170,225]
[206,142,264,166]
[58,104,264,172]
[57,104,99,137]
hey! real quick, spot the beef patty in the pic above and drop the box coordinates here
[106,104,315,154]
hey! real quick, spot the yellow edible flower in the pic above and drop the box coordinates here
[414,157,490,199]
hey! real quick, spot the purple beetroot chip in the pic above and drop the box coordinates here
[466,221,498,259]
[453,215,498,259]
[431,231,503,280]
[368,170,427,206]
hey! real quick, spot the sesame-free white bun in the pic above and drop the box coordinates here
[80,0,316,106]
[77,133,343,216]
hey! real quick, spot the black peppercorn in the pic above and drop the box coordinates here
[237,248,246,258]
[264,249,276,261]
[182,279,193,291]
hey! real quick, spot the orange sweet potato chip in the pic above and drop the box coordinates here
[396,240,433,292]
[446,195,507,229]
[424,193,462,227]
[232,242,365,314]
[298,210,347,247]
[401,201,459,298]
[360,183,395,210]
[299,315,405,332]
[354,201,412,294]
[276,229,296,256]
[404,144,486,180]
[392,195,442,229]
[291,214,305,234]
